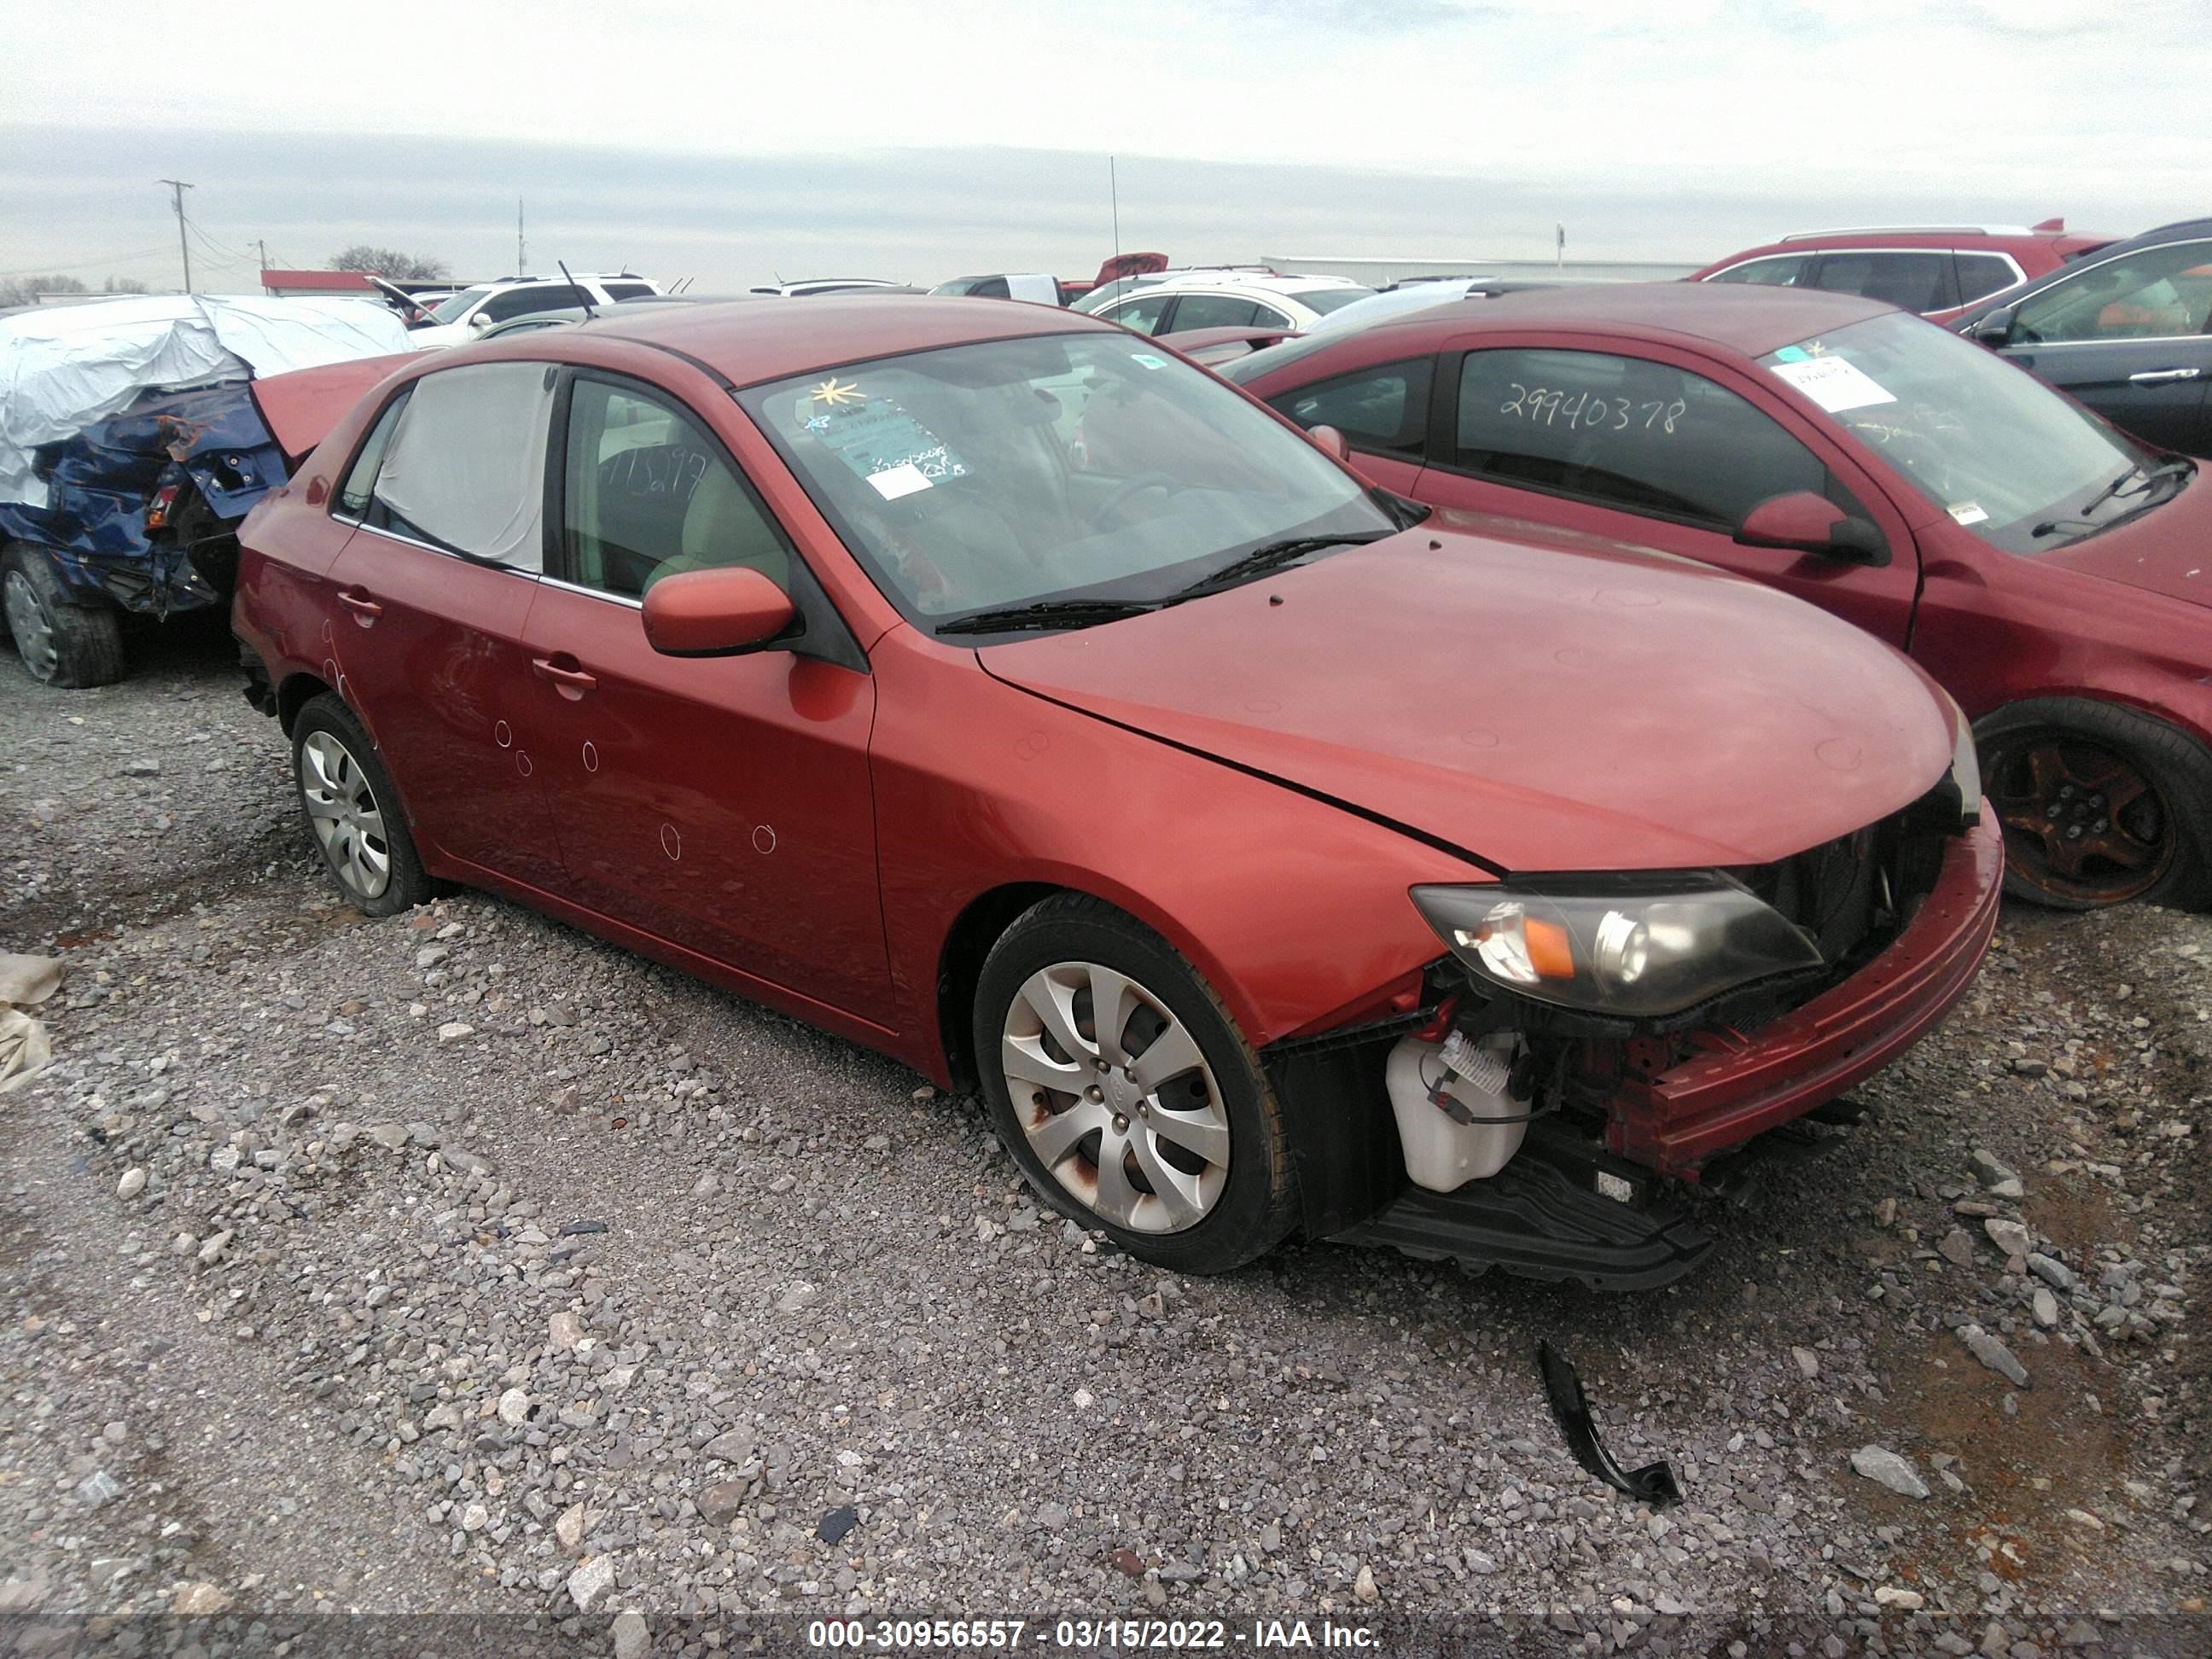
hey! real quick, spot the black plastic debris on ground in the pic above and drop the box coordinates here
[818,1505,859,1545]
[559,1219,608,1236]
[1537,1340,1683,1508]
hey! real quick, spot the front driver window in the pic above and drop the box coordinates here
[562,378,790,600]
[1271,358,1433,460]
[1452,347,1873,533]
[2014,241,2212,342]
[1708,255,1810,288]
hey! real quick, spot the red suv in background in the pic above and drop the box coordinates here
[1690,220,2114,317]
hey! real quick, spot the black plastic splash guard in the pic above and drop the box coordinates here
[1537,1341,1683,1508]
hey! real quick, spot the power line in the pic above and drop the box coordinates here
[0,247,173,280]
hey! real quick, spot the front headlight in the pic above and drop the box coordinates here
[1411,875,1825,1019]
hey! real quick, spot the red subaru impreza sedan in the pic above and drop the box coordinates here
[1223,283,2212,911]
[231,297,1997,1287]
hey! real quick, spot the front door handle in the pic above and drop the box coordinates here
[2128,367,2202,385]
[336,588,383,626]
[532,655,598,700]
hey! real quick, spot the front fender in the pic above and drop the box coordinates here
[867,637,1487,1082]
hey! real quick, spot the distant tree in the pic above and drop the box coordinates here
[0,273,89,307]
[102,276,148,294]
[329,245,451,281]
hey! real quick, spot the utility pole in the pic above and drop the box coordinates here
[257,237,268,277]
[517,198,526,276]
[157,178,194,293]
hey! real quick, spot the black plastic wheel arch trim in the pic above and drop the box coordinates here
[1537,1341,1684,1509]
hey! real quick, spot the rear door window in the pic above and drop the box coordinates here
[1450,347,1870,532]
[367,362,556,568]
[1172,294,1264,330]
[600,282,655,300]
[1268,358,1433,461]
[1809,252,1956,313]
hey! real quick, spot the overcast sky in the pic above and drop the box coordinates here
[3,0,2204,294]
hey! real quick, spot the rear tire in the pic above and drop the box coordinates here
[291,693,432,917]
[971,894,1296,1274]
[1977,696,2212,911]
[3,543,125,688]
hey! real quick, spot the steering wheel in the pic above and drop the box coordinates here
[1095,470,1190,519]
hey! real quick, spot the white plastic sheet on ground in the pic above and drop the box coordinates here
[0,294,412,508]
[0,952,63,1096]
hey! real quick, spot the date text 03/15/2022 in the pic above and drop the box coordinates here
[804,1617,1381,1650]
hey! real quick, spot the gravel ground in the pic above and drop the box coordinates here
[1,621,2207,1656]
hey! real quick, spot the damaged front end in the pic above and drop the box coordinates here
[1275,733,2002,1288]
[0,382,286,618]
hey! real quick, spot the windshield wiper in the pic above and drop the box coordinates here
[1171,531,1393,600]
[2034,458,2194,538]
[934,597,1161,636]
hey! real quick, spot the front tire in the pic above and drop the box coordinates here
[1978,696,2212,911]
[291,693,432,917]
[971,894,1296,1274]
[3,543,125,688]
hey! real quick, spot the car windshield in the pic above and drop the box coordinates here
[738,330,1391,630]
[1757,311,2168,552]
[1291,288,1376,315]
[429,287,492,323]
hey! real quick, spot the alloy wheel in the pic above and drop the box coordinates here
[1000,959,1230,1234]
[300,729,393,901]
[1985,733,2173,905]
[3,569,57,683]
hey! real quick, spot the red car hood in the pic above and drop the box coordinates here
[980,528,1954,872]
[2041,481,2212,608]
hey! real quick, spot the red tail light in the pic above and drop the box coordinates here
[145,484,181,532]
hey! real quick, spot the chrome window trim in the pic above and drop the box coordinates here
[1702,247,2027,310]
[538,573,643,610]
[350,521,545,578]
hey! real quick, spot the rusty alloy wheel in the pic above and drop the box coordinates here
[1982,731,2174,906]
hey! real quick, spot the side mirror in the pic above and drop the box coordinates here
[1970,306,2017,347]
[1734,491,1889,567]
[642,566,797,657]
[1307,423,1351,463]
[468,310,493,329]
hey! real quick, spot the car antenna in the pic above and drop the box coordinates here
[559,260,597,320]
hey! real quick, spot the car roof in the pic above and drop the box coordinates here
[1703,226,2112,267]
[573,294,1115,384]
[1336,281,1895,358]
[1144,271,1365,295]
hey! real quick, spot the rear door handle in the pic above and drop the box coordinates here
[336,588,382,625]
[2128,368,2202,385]
[532,655,598,699]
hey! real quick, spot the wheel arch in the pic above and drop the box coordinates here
[276,670,335,736]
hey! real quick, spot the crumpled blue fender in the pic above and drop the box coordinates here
[0,382,283,616]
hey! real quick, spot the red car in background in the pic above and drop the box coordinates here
[1224,283,2211,910]
[1689,220,2113,317]
[230,296,1994,1288]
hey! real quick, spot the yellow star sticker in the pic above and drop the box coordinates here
[809,376,866,405]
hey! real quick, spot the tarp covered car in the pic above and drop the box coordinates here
[1,295,410,686]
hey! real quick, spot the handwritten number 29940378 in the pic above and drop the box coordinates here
[1501,385,1687,434]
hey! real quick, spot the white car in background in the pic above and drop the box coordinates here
[929,273,1068,304]
[1089,272,1375,335]
[404,273,662,347]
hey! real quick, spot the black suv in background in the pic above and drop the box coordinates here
[1954,218,2212,457]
